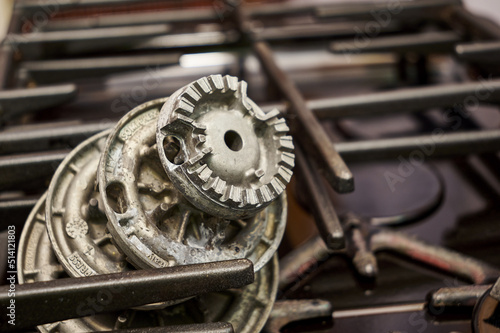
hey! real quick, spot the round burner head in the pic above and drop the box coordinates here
[156,74,295,220]
[99,98,286,273]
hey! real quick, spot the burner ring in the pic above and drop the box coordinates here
[45,130,123,278]
[156,74,295,220]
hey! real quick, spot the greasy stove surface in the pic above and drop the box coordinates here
[1,1,500,333]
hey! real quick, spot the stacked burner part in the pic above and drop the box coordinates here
[17,75,294,332]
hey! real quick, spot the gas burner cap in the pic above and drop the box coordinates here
[156,74,295,220]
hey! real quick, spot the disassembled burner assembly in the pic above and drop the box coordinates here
[100,97,288,272]
[19,195,279,333]
[16,76,294,332]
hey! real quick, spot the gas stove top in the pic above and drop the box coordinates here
[1,1,500,333]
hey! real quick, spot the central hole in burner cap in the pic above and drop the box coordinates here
[224,130,243,151]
